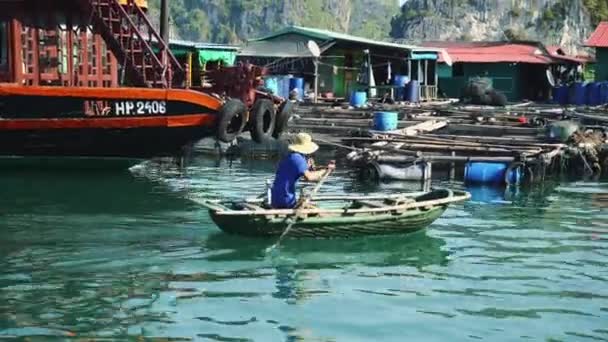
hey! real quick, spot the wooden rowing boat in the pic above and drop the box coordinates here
[198,189,470,238]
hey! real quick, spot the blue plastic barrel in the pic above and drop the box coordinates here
[464,162,521,184]
[466,185,505,203]
[559,85,569,105]
[393,75,409,100]
[569,82,586,106]
[586,82,602,105]
[404,80,420,102]
[373,112,398,131]
[552,85,569,105]
[274,75,290,99]
[350,91,367,107]
[289,77,304,100]
[551,86,559,104]
[275,76,285,98]
[600,82,608,104]
[263,77,279,95]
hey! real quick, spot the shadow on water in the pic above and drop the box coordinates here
[0,168,193,215]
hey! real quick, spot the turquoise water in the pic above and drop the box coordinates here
[1,156,607,341]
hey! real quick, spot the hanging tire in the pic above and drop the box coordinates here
[216,99,248,143]
[249,99,276,143]
[272,100,294,139]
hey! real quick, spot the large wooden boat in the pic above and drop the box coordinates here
[0,0,277,161]
[199,189,471,238]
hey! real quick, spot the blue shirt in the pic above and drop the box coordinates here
[271,152,308,208]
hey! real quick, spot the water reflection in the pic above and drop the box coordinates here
[1,155,607,341]
[203,231,448,269]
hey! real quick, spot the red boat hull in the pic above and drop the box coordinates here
[0,85,222,158]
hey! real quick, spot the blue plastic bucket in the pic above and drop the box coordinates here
[350,91,367,107]
[373,112,398,131]
[405,80,420,102]
[289,77,304,100]
[393,75,409,100]
[464,162,521,184]
[263,77,279,95]
[569,82,586,106]
[586,82,602,105]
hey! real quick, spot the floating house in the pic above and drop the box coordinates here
[163,39,239,88]
[586,22,608,82]
[421,41,585,102]
[238,26,441,102]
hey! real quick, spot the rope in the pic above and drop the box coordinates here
[315,137,360,151]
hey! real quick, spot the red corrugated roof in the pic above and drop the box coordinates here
[546,45,563,56]
[544,45,590,63]
[587,22,608,47]
[421,41,554,64]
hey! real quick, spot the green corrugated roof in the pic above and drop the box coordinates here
[252,26,439,53]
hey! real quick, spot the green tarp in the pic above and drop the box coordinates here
[166,47,237,67]
[199,50,236,66]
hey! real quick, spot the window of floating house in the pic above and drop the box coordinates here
[72,28,80,76]
[0,22,7,69]
[102,43,109,74]
[58,25,68,74]
[90,39,96,74]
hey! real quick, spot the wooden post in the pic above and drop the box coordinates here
[434,60,438,99]
[407,58,412,80]
[417,59,422,101]
[389,61,394,100]
[160,0,169,70]
[10,19,22,84]
[32,28,40,86]
[434,60,438,86]
[66,18,74,86]
[95,35,103,87]
[314,57,319,103]
[186,51,192,88]
[80,27,89,87]
[422,162,432,192]
[424,60,428,85]
[424,60,428,101]
[450,151,456,180]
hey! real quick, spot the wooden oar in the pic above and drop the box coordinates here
[265,167,334,254]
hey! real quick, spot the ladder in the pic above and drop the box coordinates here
[81,0,184,88]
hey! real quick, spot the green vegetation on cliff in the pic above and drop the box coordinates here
[582,0,608,26]
[147,0,398,43]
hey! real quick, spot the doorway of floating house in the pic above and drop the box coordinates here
[520,63,551,101]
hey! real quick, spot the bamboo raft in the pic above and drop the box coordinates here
[198,189,470,238]
[288,103,606,182]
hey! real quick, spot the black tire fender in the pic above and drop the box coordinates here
[249,99,276,143]
[272,100,295,139]
[216,99,248,143]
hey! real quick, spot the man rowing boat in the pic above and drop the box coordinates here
[271,133,335,209]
